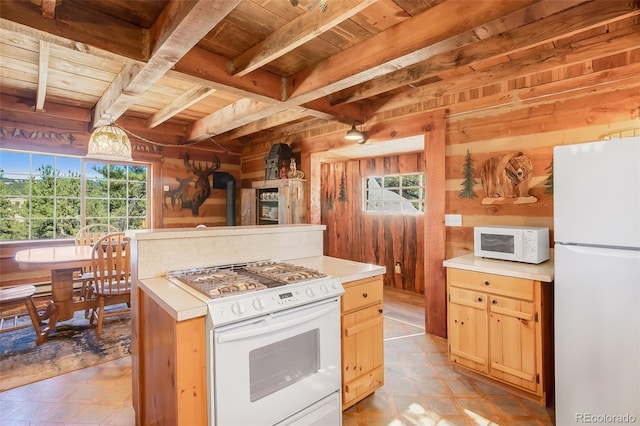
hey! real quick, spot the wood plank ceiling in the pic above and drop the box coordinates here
[1,0,639,153]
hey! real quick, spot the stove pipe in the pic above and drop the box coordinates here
[213,171,236,226]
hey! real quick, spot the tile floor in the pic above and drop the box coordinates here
[0,287,555,425]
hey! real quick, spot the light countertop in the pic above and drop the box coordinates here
[287,255,386,283]
[443,253,554,282]
[137,255,386,321]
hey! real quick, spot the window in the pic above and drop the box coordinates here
[364,173,425,214]
[0,150,149,241]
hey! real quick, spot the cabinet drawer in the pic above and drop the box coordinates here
[341,277,383,312]
[448,268,534,301]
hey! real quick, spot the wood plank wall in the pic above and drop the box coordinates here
[320,155,425,293]
[444,88,640,260]
[159,147,242,228]
[238,87,640,297]
[2,89,639,296]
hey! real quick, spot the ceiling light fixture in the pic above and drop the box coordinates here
[344,121,367,144]
[86,123,133,161]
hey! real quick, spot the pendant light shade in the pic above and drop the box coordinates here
[344,122,367,144]
[86,124,133,161]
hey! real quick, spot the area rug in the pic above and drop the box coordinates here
[0,308,131,391]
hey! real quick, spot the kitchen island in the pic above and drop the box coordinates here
[127,225,385,425]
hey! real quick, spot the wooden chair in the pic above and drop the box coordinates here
[74,223,119,247]
[88,232,131,338]
[0,285,44,342]
[74,223,119,313]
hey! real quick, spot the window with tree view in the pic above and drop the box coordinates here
[364,173,425,214]
[0,150,148,241]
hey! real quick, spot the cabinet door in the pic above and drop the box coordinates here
[489,295,538,392]
[341,302,384,406]
[448,287,488,373]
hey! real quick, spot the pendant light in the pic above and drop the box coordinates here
[344,121,367,144]
[86,123,133,161]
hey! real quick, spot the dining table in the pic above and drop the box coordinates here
[14,245,97,344]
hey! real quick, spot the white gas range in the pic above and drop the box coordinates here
[167,260,345,426]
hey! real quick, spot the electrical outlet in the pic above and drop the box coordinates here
[394,262,401,274]
[163,185,170,191]
[444,214,462,227]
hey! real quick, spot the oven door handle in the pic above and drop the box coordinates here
[215,299,337,343]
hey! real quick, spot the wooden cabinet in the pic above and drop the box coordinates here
[241,179,306,225]
[340,276,384,410]
[446,268,552,404]
[134,287,207,425]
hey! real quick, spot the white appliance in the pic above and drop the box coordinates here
[168,261,344,426]
[474,225,550,264]
[553,136,640,425]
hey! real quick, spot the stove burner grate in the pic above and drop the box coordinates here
[244,261,326,283]
[168,261,326,299]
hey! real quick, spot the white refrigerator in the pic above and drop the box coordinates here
[553,136,640,425]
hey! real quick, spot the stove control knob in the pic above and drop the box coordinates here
[252,297,265,310]
[320,283,329,294]
[305,287,315,298]
[231,301,244,316]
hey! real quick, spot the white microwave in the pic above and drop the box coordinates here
[474,226,550,264]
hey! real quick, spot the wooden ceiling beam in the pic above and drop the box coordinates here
[207,98,365,142]
[0,93,91,122]
[330,0,640,105]
[371,22,640,114]
[188,99,286,142]
[185,0,558,141]
[302,97,364,121]
[92,0,242,127]
[284,0,544,104]
[0,0,146,61]
[147,86,216,128]
[359,61,640,132]
[174,47,284,103]
[35,40,49,111]
[179,47,365,141]
[215,109,310,142]
[230,0,376,77]
[0,19,136,65]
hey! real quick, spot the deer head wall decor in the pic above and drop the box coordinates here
[163,154,221,216]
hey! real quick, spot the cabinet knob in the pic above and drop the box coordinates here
[492,299,498,305]
[477,297,483,302]
[378,308,383,314]
[362,293,368,298]
[484,281,490,286]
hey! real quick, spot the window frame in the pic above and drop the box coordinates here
[0,149,150,241]
[362,172,426,215]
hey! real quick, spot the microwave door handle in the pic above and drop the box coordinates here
[216,300,337,344]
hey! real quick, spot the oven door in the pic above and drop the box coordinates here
[210,297,341,426]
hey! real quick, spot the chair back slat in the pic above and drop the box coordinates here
[91,233,131,296]
[75,224,119,246]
